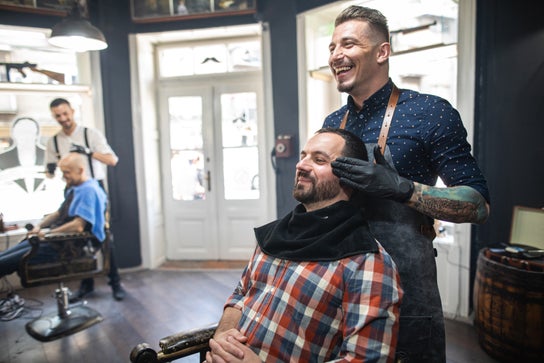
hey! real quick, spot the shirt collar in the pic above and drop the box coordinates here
[346,78,394,113]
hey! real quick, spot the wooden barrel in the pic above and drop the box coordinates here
[473,248,544,362]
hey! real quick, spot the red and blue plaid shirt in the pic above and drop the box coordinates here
[225,242,402,362]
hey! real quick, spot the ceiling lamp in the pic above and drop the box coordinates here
[48,1,107,52]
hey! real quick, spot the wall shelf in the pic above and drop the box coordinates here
[0,82,91,95]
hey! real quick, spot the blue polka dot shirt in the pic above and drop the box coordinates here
[323,80,490,203]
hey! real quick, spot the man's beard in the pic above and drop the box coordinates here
[334,71,354,94]
[293,174,341,204]
[336,81,353,94]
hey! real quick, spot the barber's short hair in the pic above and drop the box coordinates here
[335,5,389,43]
[314,128,368,161]
[49,98,71,109]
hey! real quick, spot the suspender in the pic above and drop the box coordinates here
[339,84,400,156]
[53,134,61,160]
[54,127,95,178]
[83,128,95,178]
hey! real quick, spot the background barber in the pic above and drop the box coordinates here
[45,97,125,301]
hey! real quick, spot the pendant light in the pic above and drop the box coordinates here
[48,1,107,52]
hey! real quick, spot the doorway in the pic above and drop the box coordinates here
[159,76,267,260]
[130,23,275,266]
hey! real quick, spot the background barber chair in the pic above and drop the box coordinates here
[18,229,110,342]
[130,323,217,363]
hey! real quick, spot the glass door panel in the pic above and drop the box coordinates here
[222,146,259,200]
[220,92,259,200]
[168,96,206,201]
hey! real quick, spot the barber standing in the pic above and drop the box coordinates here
[45,97,125,301]
[324,6,490,363]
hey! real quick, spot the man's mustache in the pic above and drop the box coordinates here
[295,171,315,186]
[297,170,310,179]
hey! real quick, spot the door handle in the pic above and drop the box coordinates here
[206,170,211,192]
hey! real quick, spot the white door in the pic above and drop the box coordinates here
[159,76,269,260]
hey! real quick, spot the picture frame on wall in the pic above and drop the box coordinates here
[131,0,256,23]
[0,0,87,16]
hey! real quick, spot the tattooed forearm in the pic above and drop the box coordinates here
[406,183,489,224]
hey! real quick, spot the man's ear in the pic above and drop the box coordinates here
[376,42,391,64]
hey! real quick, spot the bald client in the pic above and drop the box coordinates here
[0,153,107,277]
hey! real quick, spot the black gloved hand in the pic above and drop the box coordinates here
[70,143,92,156]
[332,145,414,202]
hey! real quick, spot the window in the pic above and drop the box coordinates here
[0,25,95,223]
[158,39,261,78]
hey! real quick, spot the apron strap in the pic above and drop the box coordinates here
[339,84,400,156]
[377,84,399,153]
[339,110,349,130]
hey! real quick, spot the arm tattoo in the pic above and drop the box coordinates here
[408,183,489,224]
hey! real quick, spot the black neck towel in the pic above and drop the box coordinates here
[254,201,377,262]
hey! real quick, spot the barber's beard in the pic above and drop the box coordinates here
[334,72,355,94]
[293,175,341,205]
[336,81,354,94]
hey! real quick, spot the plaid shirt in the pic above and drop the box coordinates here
[225,242,402,362]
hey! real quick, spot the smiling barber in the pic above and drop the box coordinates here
[323,5,490,363]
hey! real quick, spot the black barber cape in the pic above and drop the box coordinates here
[254,201,378,262]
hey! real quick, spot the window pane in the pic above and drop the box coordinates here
[171,150,205,201]
[221,92,257,147]
[168,96,205,200]
[0,117,65,222]
[223,146,259,200]
[220,92,259,200]
[228,40,261,71]
[194,44,227,75]
[159,47,194,77]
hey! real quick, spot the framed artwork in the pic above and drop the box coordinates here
[0,0,87,16]
[131,0,256,23]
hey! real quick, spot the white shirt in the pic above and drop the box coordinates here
[45,125,118,181]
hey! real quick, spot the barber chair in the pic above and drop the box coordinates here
[130,323,217,363]
[18,230,110,342]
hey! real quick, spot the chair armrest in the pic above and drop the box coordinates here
[20,231,109,288]
[130,323,217,363]
[159,323,217,354]
[29,232,95,244]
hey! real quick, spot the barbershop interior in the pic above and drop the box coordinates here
[0,0,542,362]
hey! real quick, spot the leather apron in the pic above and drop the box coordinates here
[340,86,446,362]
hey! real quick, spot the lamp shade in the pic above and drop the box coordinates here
[49,15,107,52]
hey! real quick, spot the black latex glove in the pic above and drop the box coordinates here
[332,145,414,202]
[70,143,92,156]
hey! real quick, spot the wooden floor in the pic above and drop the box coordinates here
[0,267,500,363]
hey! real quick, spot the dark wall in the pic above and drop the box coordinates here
[472,0,544,286]
[261,0,299,217]
[94,0,141,267]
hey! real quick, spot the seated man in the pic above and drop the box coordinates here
[0,153,107,277]
[206,128,403,363]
